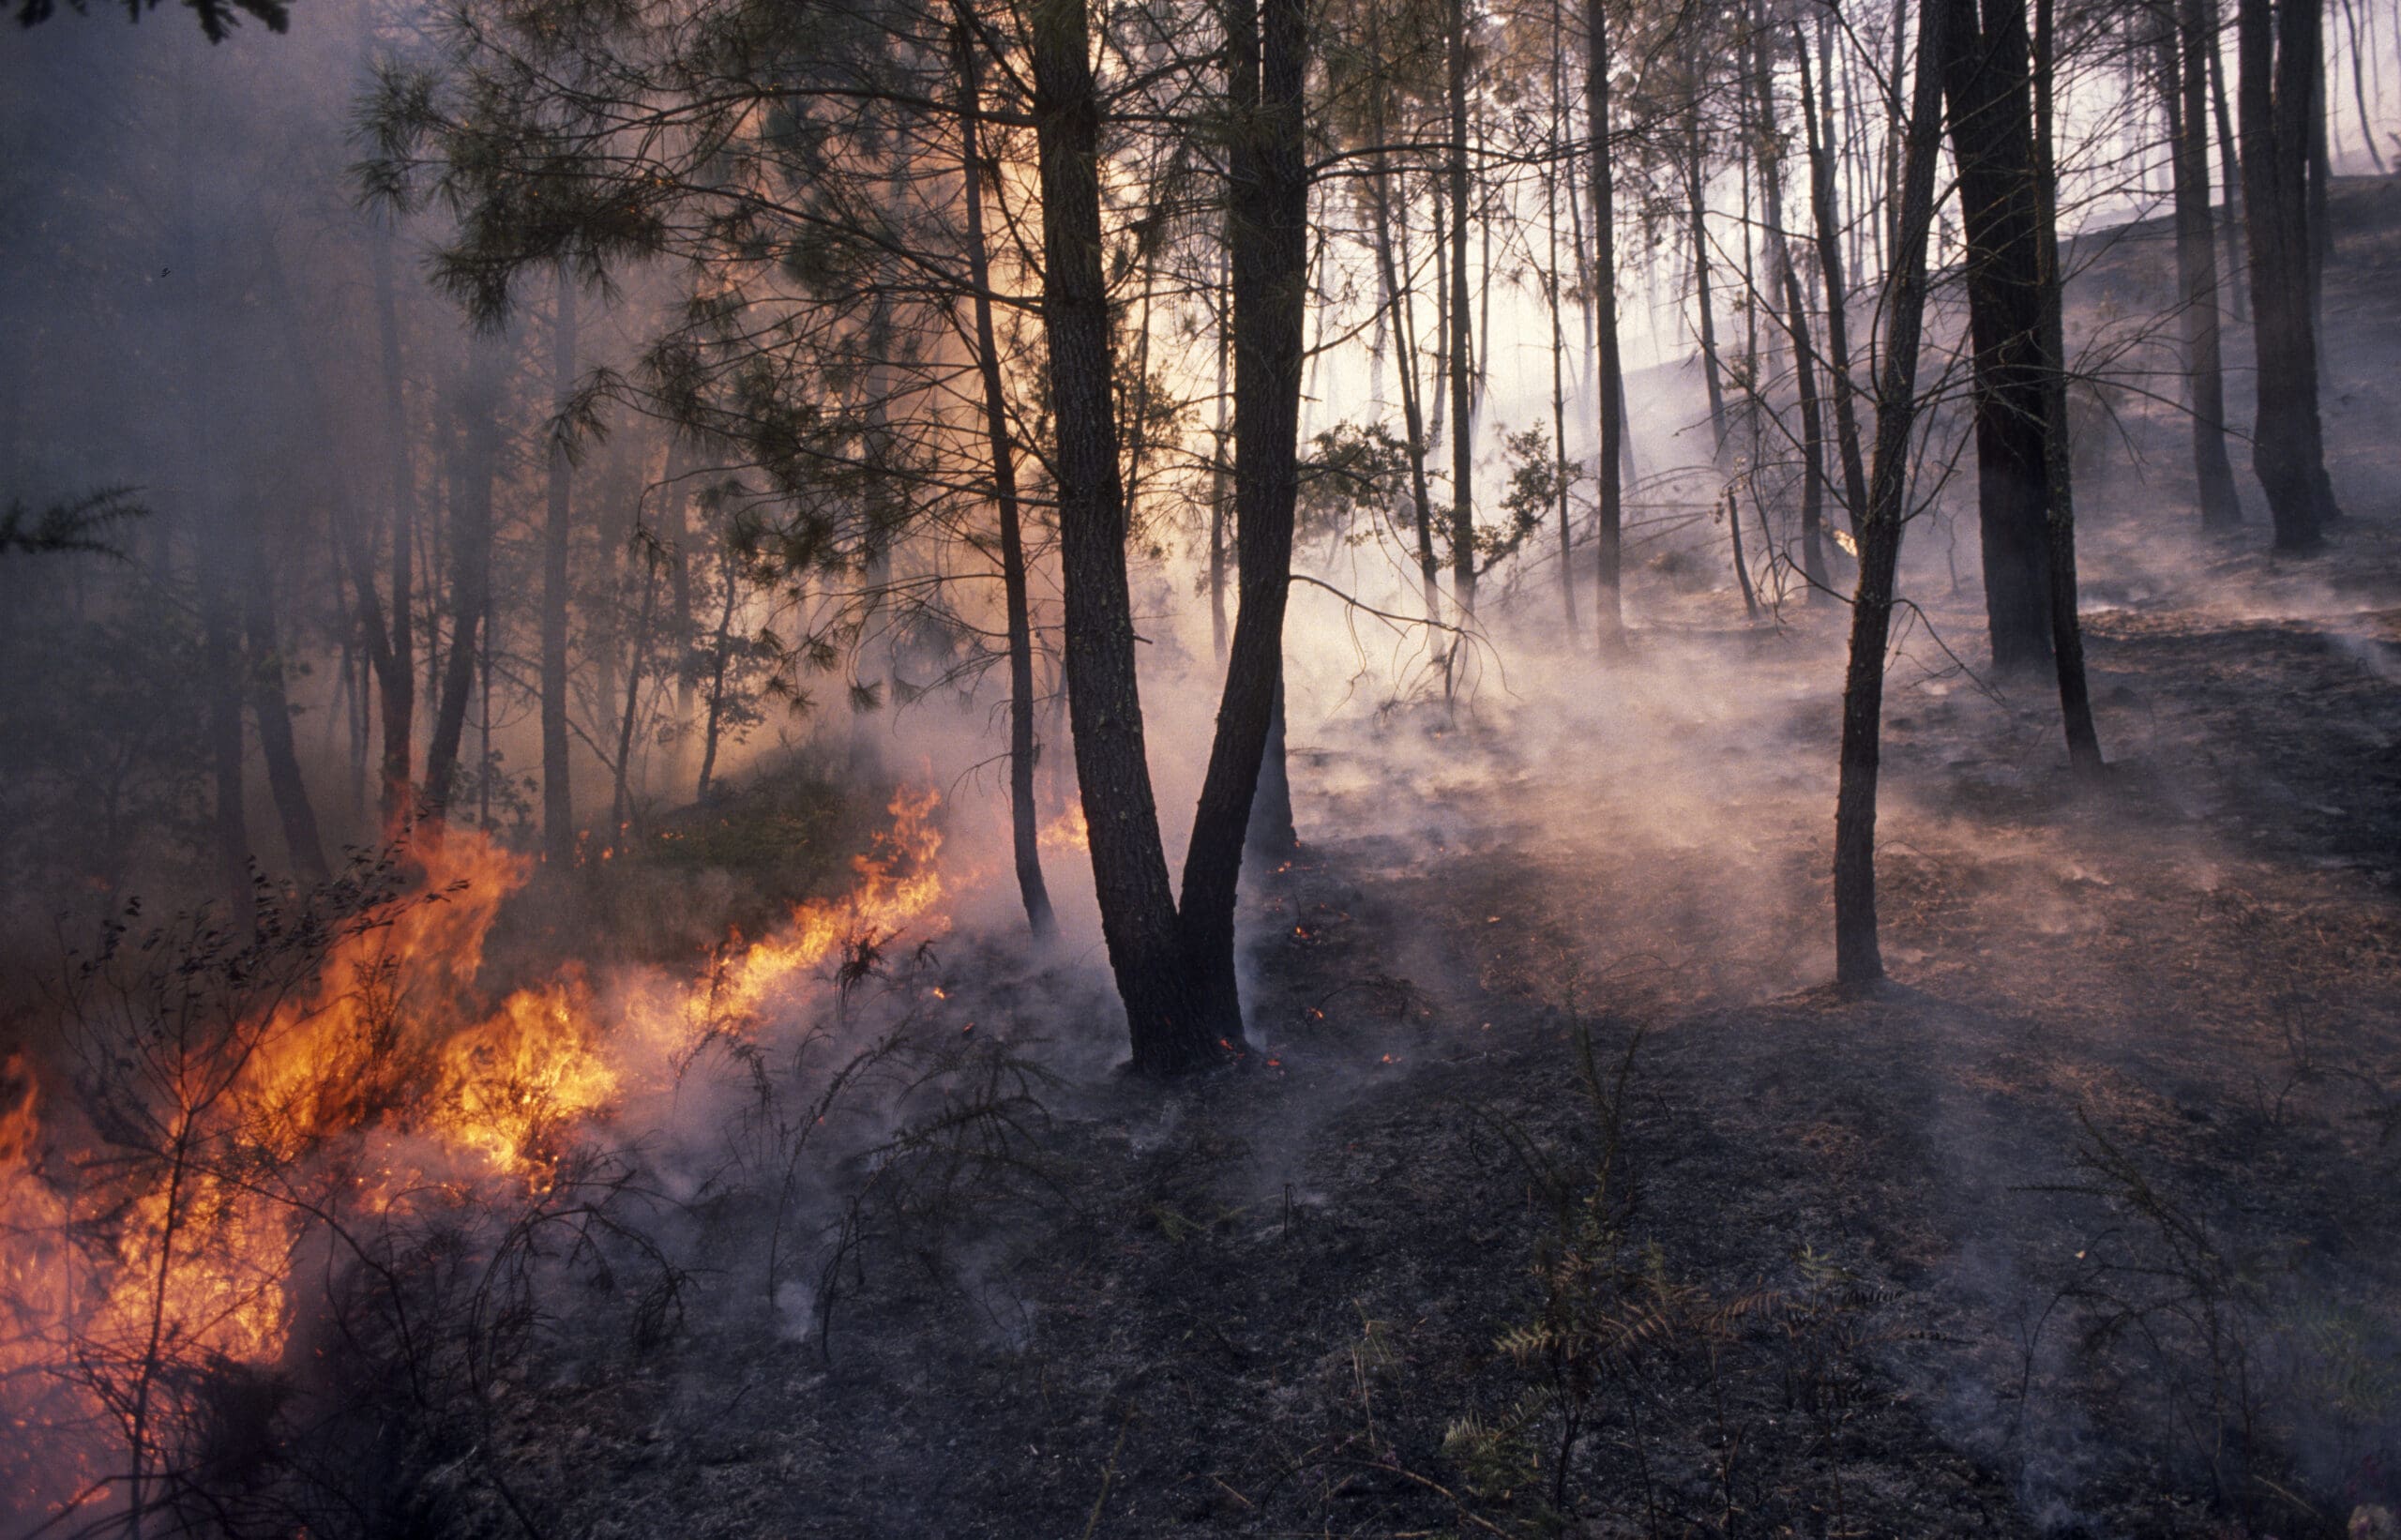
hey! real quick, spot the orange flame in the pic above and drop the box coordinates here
[1038,802,1090,853]
[0,788,952,1529]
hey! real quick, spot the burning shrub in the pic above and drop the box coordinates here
[0,786,1013,1537]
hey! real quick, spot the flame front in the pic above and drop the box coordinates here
[1038,801,1090,853]
[0,788,950,1532]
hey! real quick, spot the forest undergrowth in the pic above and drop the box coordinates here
[8,157,2401,1540]
[415,433,2401,1538]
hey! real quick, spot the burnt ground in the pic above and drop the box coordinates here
[451,189,2401,1540]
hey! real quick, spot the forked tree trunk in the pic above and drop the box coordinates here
[1835,0,1948,986]
[1177,0,1310,1045]
[1031,0,1221,1071]
[955,8,1056,939]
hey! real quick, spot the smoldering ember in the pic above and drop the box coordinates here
[3,0,2400,1533]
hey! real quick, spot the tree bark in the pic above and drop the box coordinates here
[956,8,1056,939]
[1936,0,2058,672]
[1586,0,1626,645]
[1551,3,1583,627]
[1448,0,1478,615]
[1753,23,1831,595]
[1797,23,1870,528]
[1246,673,1298,859]
[659,435,700,796]
[1366,20,1445,627]
[1835,0,1949,986]
[542,275,578,866]
[424,335,503,822]
[2207,10,2250,323]
[2238,0,2342,549]
[2033,0,2104,774]
[244,517,330,882]
[368,225,417,838]
[1726,482,1760,618]
[697,542,739,802]
[2166,0,2245,531]
[1685,92,1729,458]
[1031,0,1222,1072]
[1177,0,1309,1047]
[1210,238,1232,663]
[611,542,658,830]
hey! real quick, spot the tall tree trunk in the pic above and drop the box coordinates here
[1686,93,1730,457]
[1586,0,1626,645]
[2208,10,2250,322]
[1246,674,1298,858]
[1937,0,2058,672]
[244,517,330,882]
[1726,481,1760,618]
[1210,238,1232,662]
[2167,0,2245,530]
[2239,0,2342,548]
[956,8,1056,939]
[2305,5,2333,395]
[1177,0,1309,1046]
[1737,98,1764,471]
[1367,23,1445,626]
[659,436,700,797]
[542,275,578,866]
[2033,0,2104,774]
[369,225,417,838]
[1031,0,1220,1072]
[1430,172,1449,451]
[1798,22,1870,527]
[1551,6,1583,627]
[424,336,503,822]
[1754,23,1831,595]
[1886,0,1909,265]
[1835,0,1949,986]
[1448,0,1478,614]
[697,544,740,802]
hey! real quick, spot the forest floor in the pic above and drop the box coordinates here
[464,184,2401,1540]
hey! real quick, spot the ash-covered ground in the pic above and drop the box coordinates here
[422,184,2401,1540]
